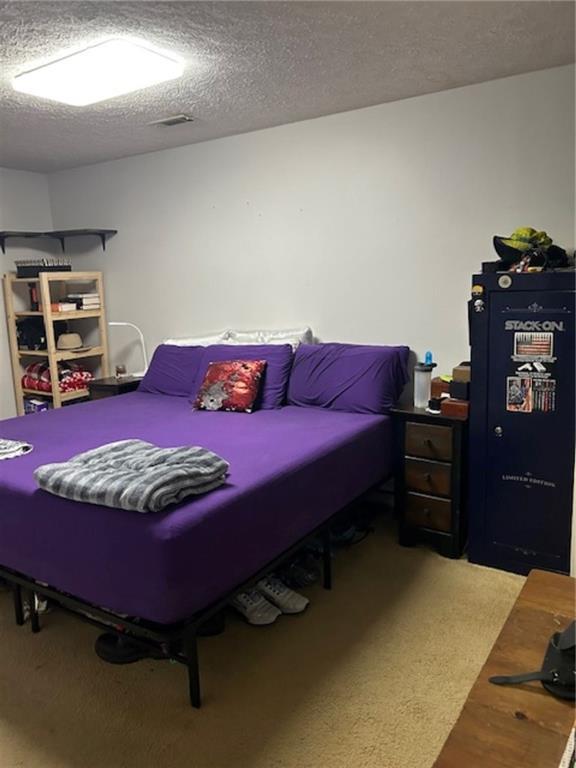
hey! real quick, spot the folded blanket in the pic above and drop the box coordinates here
[34,439,229,513]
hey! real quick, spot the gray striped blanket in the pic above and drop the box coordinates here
[34,439,229,513]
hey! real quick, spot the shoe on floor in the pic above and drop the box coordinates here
[231,590,281,626]
[95,633,167,664]
[23,595,51,622]
[256,576,309,615]
[280,555,321,589]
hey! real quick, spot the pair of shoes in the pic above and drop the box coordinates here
[231,576,309,626]
[231,590,280,626]
[95,633,168,664]
[257,575,309,615]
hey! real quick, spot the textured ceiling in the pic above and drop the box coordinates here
[0,1,574,172]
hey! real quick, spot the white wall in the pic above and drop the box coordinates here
[0,168,53,419]
[47,65,575,379]
[1,65,574,560]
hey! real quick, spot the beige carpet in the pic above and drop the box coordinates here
[0,519,523,768]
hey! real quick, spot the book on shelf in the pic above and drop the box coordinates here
[51,302,78,313]
[65,294,101,310]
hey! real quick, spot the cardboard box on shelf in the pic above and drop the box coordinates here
[452,363,471,383]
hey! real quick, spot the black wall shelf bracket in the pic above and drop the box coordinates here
[0,229,117,254]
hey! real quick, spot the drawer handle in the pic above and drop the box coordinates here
[423,508,431,517]
[424,472,433,484]
[423,438,434,448]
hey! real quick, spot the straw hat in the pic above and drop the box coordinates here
[56,332,83,350]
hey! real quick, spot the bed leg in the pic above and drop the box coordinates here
[184,628,201,709]
[28,591,40,633]
[13,585,24,626]
[322,530,332,590]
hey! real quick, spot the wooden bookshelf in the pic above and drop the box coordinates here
[3,270,109,415]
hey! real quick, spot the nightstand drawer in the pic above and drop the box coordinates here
[405,422,452,461]
[405,458,451,497]
[405,493,452,532]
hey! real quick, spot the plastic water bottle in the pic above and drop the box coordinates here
[414,351,437,409]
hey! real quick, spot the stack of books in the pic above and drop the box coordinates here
[66,292,101,311]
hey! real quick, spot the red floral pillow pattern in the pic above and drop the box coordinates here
[194,360,267,413]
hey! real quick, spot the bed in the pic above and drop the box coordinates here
[0,340,408,707]
[0,392,391,623]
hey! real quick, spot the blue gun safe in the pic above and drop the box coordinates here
[468,271,575,574]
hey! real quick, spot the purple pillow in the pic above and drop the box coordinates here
[138,344,204,397]
[287,343,409,414]
[193,344,293,409]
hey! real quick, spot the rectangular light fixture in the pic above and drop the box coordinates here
[12,39,184,106]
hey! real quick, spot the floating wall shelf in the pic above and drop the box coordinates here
[0,229,117,254]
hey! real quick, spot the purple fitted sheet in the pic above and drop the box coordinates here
[0,393,391,623]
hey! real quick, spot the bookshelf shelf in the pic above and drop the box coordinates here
[21,388,90,402]
[60,389,90,402]
[14,311,43,316]
[56,346,105,362]
[14,309,103,320]
[3,271,109,415]
[51,310,102,320]
[17,346,105,362]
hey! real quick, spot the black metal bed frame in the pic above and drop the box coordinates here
[0,521,334,709]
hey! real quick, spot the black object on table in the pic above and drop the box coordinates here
[88,376,141,400]
[392,405,468,558]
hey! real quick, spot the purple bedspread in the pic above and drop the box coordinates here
[0,393,391,623]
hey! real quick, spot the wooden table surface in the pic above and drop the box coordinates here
[434,569,575,768]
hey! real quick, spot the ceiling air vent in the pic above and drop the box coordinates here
[148,113,194,127]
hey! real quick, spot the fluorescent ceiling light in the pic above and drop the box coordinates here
[12,39,184,106]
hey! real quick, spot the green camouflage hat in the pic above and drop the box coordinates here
[493,227,553,262]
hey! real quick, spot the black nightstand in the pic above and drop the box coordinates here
[89,376,142,400]
[392,405,468,558]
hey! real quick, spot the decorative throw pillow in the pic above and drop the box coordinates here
[194,360,267,413]
[194,344,293,409]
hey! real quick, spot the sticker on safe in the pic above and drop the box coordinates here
[506,376,533,413]
[513,332,554,361]
[532,379,556,413]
